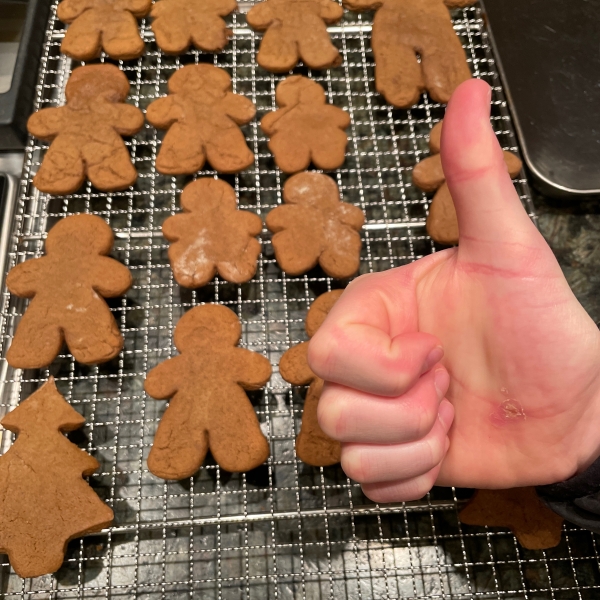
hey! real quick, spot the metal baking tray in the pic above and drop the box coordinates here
[2,1,600,598]
[481,0,600,198]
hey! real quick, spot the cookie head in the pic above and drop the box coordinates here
[174,304,241,351]
[305,289,343,337]
[276,76,325,107]
[168,64,231,101]
[45,214,114,257]
[180,178,237,213]
[0,378,85,434]
[65,64,130,107]
[284,172,340,210]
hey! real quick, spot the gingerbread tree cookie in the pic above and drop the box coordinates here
[151,0,237,54]
[261,76,350,173]
[413,121,522,245]
[146,305,271,479]
[342,0,477,107]
[0,378,114,578]
[459,487,564,550]
[280,290,343,466]
[163,178,262,288]
[147,65,256,175]
[247,0,343,72]
[6,214,132,369]
[57,0,151,61]
[27,64,144,195]
[266,172,364,278]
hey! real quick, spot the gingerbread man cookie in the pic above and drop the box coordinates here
[261,76,350,173]
[247,0,343,72]
[459,487,564,550]
[146,64,256,175]
[57,0,151,61]
[151,0,237,54]
[146,305,271,479]
[342,0,477,107]
[163,178,262,288]
[0,378,114,578]
[27,64,144,195]
[266,172,364,278]
[6,214,132,369]
[280,290,343,466]
[413,121,522,245]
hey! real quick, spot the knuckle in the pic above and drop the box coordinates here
[341,446,368,483]
[424,435,446,469]
[317,392,347,440]
[413,399,438,440]
[307,327,345,381]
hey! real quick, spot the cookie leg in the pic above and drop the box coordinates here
[6,308,64,369]
[208,388,270,472]
[257,24,298,73]
[63,307,123,365]
[148,394,209,480]
[206,129,254,174]
[420,33,472,104]
[152,14,191,54]
[191,16,230,52]
[319,227,361,279]
[156,126,206,175]
[60,12,102,61]
[311,129,348,171]
[372,36,423,108]
[296,379,341,467]
[101,12,145,60]
[82,135,137,192]
[268,133,311,174]
[33,135,86,195]
[298,28,341,70]
[271,230,321,276]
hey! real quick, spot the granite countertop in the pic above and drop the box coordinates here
[535,190,600,326]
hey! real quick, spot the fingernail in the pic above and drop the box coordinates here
[434,368,450,400]
[438,399,455,432]
[423,346,444,372]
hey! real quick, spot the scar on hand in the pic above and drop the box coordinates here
[491,399,526,426]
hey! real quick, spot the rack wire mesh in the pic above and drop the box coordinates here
[1,1,600,598]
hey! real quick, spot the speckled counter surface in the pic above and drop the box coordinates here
[535,191,600,326]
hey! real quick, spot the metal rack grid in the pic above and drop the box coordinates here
[1,1,600,598]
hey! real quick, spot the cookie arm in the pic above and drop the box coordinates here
[27,107,67,141]
[145,356,183,399]
[279,342,314,385]
[246,1,275,30]
[146,96,182,130]
[336,203,365,230]
[234,349,272,390]
[56,0,96,21]
[318,0,344,22]
[5,259,45,298]
[121,0,152,17]
[342,0,383,11]
[110,104,145,136]
[259,111,281,136]
[265,204,305,233]
[161,213,188,242]
[221,93,257,125]
[323,105,350,129]
[89,257,132,297]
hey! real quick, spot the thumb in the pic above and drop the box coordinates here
[441,79,544,264]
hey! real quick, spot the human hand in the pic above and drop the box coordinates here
[308,79,600,502]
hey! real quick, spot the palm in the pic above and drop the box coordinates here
[412,227,600,488]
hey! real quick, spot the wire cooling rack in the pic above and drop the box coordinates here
[2,1,600,598]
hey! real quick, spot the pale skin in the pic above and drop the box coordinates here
[308,79,600,503]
